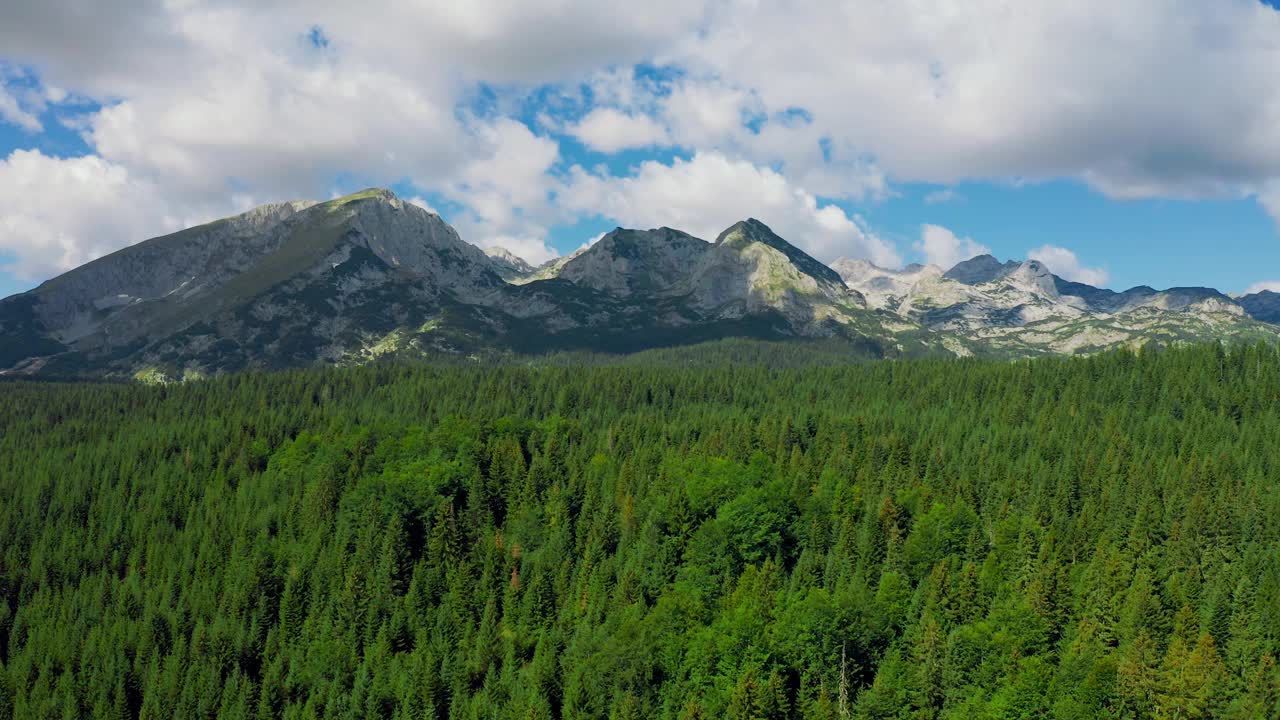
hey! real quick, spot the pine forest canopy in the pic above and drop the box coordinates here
[0,341,1278,718]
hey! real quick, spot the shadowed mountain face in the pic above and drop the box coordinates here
[2,188,1278,379]
[1238,290,1280,324]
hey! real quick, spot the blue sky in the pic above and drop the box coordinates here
[2,0,1280,299]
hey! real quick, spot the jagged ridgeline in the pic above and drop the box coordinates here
[2,344,1279,717]
[3,187,1280,379]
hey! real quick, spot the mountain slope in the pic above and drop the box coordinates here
[514,220,931,356]
[830,259,939,310]
[838,252,1277,357]
[943,254,1022,284]
[0,189,512,376]
[715,219,847,288]
[0,196,929,377]
[3,191,1278,378]
[1238,289,1280,324]
[556,227,708,297]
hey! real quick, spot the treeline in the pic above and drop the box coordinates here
[1,343,1279,718]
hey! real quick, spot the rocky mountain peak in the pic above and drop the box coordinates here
[1238,289,1280,324]
[828,258,882,284]
[556,227,711,297]
[943,254,1020,285]
[597,226,705,255]
[835,260,942,310]
[1005,259,1058,298]
[715,219,845,288]
[317,189,500,295]
[333,187,399,204]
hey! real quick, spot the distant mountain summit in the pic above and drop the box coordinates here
[556,227,708,297]
[1237,289,1280,324]
[483,247,536,281]
[829,259,939,310]
[836,251,1268,356]
[715,219,847,288]
[527,218,899,352]
[943,254,1021,285]
[2,191,1278,378]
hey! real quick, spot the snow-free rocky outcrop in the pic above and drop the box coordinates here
[1,189,513,376]
[3,188,1278,378]
[519,219,918,351]
[553,220,865,320]
[835,254,1275,356]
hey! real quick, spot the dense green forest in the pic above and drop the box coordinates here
[2,343,1279,719]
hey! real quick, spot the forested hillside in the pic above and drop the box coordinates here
[1,344,1279,719]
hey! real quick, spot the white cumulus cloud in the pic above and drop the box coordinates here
[676,0,1280,201]
[0,0,710,280]
[1260,182,1280,228]
[0,85,41,132]
[4,0,1280,287]
[0,149,246,280]
[561,151,901,267]
[1243,280,1280,295]
[475,234,559,266]
[1028,245,1110,287]
[406,196,437,214]
[569,108,668,153]
[438,118,562,264]
[914,225,990,270]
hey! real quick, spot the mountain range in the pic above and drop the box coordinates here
[2,188,1277,380]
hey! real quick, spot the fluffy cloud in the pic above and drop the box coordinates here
[5,0,1280,286]
[914,225,990,270]
[1028,245,1110,287]
[1260,182,1280,227]
[0,0,602,275]
[406,196,437,214]
[0,149,245,279]
[475,234,559,266]
[437,118,562,263]
[0,85,40,132]
[674,0,1280,200]
[0,1,712,95]
[1243,280,1280,295]
[924,189,961,205]
[561,151,901,266]
[661,81,760,150]
[568,108,669,153]
[573,74,891,202]
[83,20,464,201]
